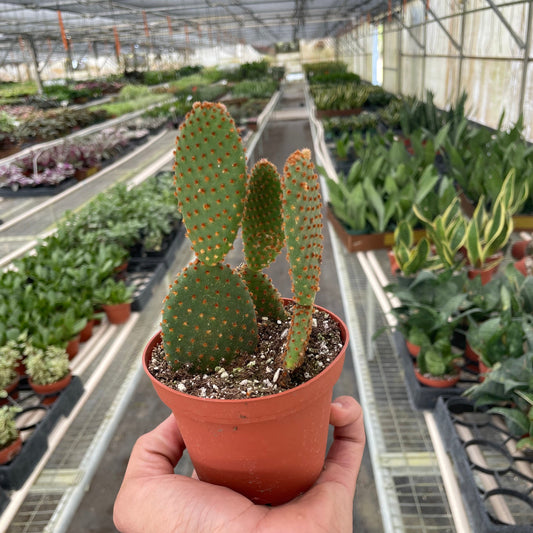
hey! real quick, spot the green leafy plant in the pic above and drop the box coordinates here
[463,172,519,269]
[392,220,432,276]
[465,354,533,450]
[94,278,135,306]
[0,404,21,450]
[0,340,22,389]
[386,269,473,376]
[24,344,70,386]
[161,101,323,373]
[417,337,460,377]
[413,196,467,270]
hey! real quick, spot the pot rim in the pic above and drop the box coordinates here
[143,301,349,406]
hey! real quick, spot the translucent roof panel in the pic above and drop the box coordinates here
[0,0,400,66]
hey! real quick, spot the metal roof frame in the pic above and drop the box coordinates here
[0,0,401,72]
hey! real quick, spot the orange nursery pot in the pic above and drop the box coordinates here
[103,302,131,324]
[29,372,72,405]
[142,303,349,506]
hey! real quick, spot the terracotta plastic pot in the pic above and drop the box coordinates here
[414,367,460,388]
[405,340,420,358]
[0,375,20,405]
[29,372,72,405]
[478,361,491,383]
[103,302,131,324]
[514,257,533,277]
[79,319,95,342]
[464,341,481,362]
[0,436,22,465]
[387,250,400,275]
[467,253,503,285]
[511,239,531,260]
[142,303,349,505]
[66,335,81,359]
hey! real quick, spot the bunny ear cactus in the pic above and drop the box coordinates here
[162,102,258,372]
[161,101,325,375]
[282,149,323,370]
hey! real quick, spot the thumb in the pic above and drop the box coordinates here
[316,396,365,492]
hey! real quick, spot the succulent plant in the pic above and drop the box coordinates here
[161,101,323,373]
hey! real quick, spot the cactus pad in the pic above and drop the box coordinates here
[175,102,247,265]
[282,148,323,306]
[242,159,284,271]
[283,305,314,370]
[161,260,258,372]
[236,264,286,321]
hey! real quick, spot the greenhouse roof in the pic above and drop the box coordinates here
[0,1,399,67]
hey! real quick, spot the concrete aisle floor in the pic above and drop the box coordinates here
[67,83,384,533]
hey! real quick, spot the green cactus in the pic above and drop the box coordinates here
[282,149,323,369]
[161,101,324,374]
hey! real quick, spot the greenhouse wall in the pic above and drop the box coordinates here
[338,0,533,141]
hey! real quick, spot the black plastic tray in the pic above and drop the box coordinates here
[0,178,77,197]
[434,397,533,532]
[127,262,165,311]
[0,376,84,490]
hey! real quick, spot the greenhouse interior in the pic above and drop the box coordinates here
[1,0,533,532]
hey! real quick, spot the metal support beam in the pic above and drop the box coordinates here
[22,35,43,94]
[485,0,526,49]
[457,1,466,102]
[392,12,424,50]
[520,2,533,115]
[426,5,461,51]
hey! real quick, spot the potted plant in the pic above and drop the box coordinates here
[465,353,533,451]
[142,101,350,505]
[386,269,471,382]
[413,197,467,272]
[0,341,22,402]
[94,278,135,325]
[390,220,432,276]
[462,171,525,283]
[414,337,462,388]
[0,402,22,465]
[24,344,71,404]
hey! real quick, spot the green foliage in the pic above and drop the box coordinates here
[25,344,69,385]
[465,355,533,450]
[392,221,432,276]
[0,405,21,450]
[326,130,452,233]
[94,278,135,305]
[462,171,519,268]
[231,79,277,99]
[0,340,21,389]
[304,61,348,80]
[387,269,470,343]
[417,337,459,377]
[310,84,370,111]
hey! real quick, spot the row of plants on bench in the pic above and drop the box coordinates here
[0,117,156,190]
[0,170,182,467]
[0,171,180,377]
[325,127,456,234]
[320,83,533,230]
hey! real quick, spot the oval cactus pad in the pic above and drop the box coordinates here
[174,102,247,265]
[161,260,258,372]
[242,159,284,271]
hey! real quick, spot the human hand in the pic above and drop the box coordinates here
[113,395,365,533]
